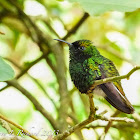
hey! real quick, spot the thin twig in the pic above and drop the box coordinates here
[43,19,60,38]
[85,123,139,130]
[17,53,48,79]
[0,31,5,35]
[0,135,31,140]
[132,112,140,122]
[0,114,40,140]
[104,111,119,134]
[99,111,120,140]
[62,12,89,40]
[96,115,135,123]
[0,53,48,92]
[54,93,95,140]
[88,66,140,93]
[98,110,108,116]
[30,77,58,110]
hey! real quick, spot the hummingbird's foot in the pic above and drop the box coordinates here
[87,84,96,94]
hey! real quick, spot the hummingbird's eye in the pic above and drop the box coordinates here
[78,46,85,51]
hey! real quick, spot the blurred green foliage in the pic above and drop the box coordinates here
[69,0,140,15]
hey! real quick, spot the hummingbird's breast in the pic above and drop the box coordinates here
[69,59,94,93]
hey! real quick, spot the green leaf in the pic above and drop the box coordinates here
[68,0,140,15]
[0,57,15,81]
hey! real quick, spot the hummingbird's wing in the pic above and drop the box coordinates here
[97,62,134,114]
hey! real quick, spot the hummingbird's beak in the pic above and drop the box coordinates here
[54,39,73,47]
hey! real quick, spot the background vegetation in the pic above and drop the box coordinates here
[0,0,140,140]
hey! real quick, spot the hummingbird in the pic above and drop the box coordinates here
[54,39,134,114]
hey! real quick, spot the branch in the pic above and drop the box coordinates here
[5,57,58,110]
[54,93,95,140]
[88,66,140,93]
[0,114,40,140]
[0,118,13,134]
[100,111,120,140]
[30,77,58,110]
[96,115,134,123]
[50,45,69,131]
[0,53,48,92]
[43,19,60,38]
[16,53,48,79]
[0,135,30,140]
[85,122,139,131]
[0,31,5,35]
[62,12,89,40]
[7,80,59,131]
[98,115,135,139]
[88,93,95,118]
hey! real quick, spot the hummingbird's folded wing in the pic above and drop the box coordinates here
[98,64,134,114]
[99,82,134,114]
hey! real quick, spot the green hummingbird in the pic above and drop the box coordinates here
[54,39,134,114]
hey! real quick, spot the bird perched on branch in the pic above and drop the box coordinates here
[54,39,134,114]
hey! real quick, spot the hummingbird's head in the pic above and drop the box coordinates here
[54,39,100,61]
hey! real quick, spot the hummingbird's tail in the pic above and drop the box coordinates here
[99,82,134,114]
